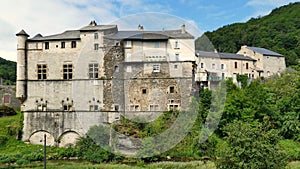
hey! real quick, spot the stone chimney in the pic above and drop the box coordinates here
[89,20,97,26]
[138,24,144,31]
[181,24,186,34]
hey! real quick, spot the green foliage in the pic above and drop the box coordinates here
[278,140,300,160]
[0,57,16,85]
[215,120,287,169]
[196,2,300,66]
[0,105,16,116]
[0,135,8,145]
[236,74,248,88]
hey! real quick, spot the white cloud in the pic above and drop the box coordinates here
[0,0,119,61]
[246,0,298,7]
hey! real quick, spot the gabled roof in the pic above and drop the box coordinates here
[196,51,256,61]
[246,46,284,57]
[105,30,194,40]
[29,30,80,41]
[80,25,117,31]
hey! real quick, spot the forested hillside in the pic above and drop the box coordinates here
[0,57,16,85]
[196,2,300,66]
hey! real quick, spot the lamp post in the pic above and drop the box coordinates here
[43,134,46,169]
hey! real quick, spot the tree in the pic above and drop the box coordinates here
[215,120,287,169]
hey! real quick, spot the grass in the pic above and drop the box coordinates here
[0,160,216,169]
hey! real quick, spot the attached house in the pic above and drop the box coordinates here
[237,45,286,78]
[195,51,256,88]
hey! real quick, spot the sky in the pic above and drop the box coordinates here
[0,0,298,61]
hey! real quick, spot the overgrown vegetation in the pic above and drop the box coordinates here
[196,2,300,67]
[0,57,16,85]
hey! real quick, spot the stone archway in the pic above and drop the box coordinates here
[58,131,80,147]
[29,130,55,146]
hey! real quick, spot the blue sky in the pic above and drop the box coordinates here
[0,0,298,61]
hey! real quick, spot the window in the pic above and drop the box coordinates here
[63,105,72,111]
[174,41,180,49]
[221,64,225,70]
[154,42,160,48]
[89,63,98,79]
[94,43,99,50]
[37,64,47,80]
[222,73,225,80]
[175,53,179,61]
[71,41,76,48]
[153,64,160,72]
[45,42,49,49]
[246,63,249,69]
[142,89,147,94]
[61,42,65,48]
[212,63,215,69]
[129,105,139,111]
[114,105,119,111]
[234,62,238,69]
[94,33,98,39]
[174,65,178,69]
[168,100,179,110]
[63,64,73,79]
[3,94,10,104]
[38,104,47,111]
[89,105,99,111]
[169,86,175,93]
[125,41,132,48]
[114,65,119,72]
[200,63,204,68]
[150,105,159,111]
[126,66,132,72]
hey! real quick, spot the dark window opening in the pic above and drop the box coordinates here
[94,33,98,39]
[45,42,49,49]
[234,62,238,69]
[37,64,47,80]
[142,89,147,94]
[170,86,175,93]
[63,64,73,80]
[61,42,65,48]
[71,41,76,48]
[89,63,98,79]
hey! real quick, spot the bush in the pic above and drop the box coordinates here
[0,135,8,145]
[215,120,287,169]
[0,105,16,116]
[278,140,300,160]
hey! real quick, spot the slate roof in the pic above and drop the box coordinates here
[105,30,194,40]
[29,30,80,41]
[80,25,117,31]
[196,51,256,61]
[16,30,29,37]
[246,46,284,57]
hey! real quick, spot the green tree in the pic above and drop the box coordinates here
[215,120,287,169]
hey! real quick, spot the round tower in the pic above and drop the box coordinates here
[16,30,29,102]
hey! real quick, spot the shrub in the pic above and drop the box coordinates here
[215,120,287,169]
[0,135,8,145]
[278,139,300,160]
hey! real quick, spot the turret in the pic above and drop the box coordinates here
[16,30,29,102]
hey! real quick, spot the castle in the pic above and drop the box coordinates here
[16,21,286,147]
